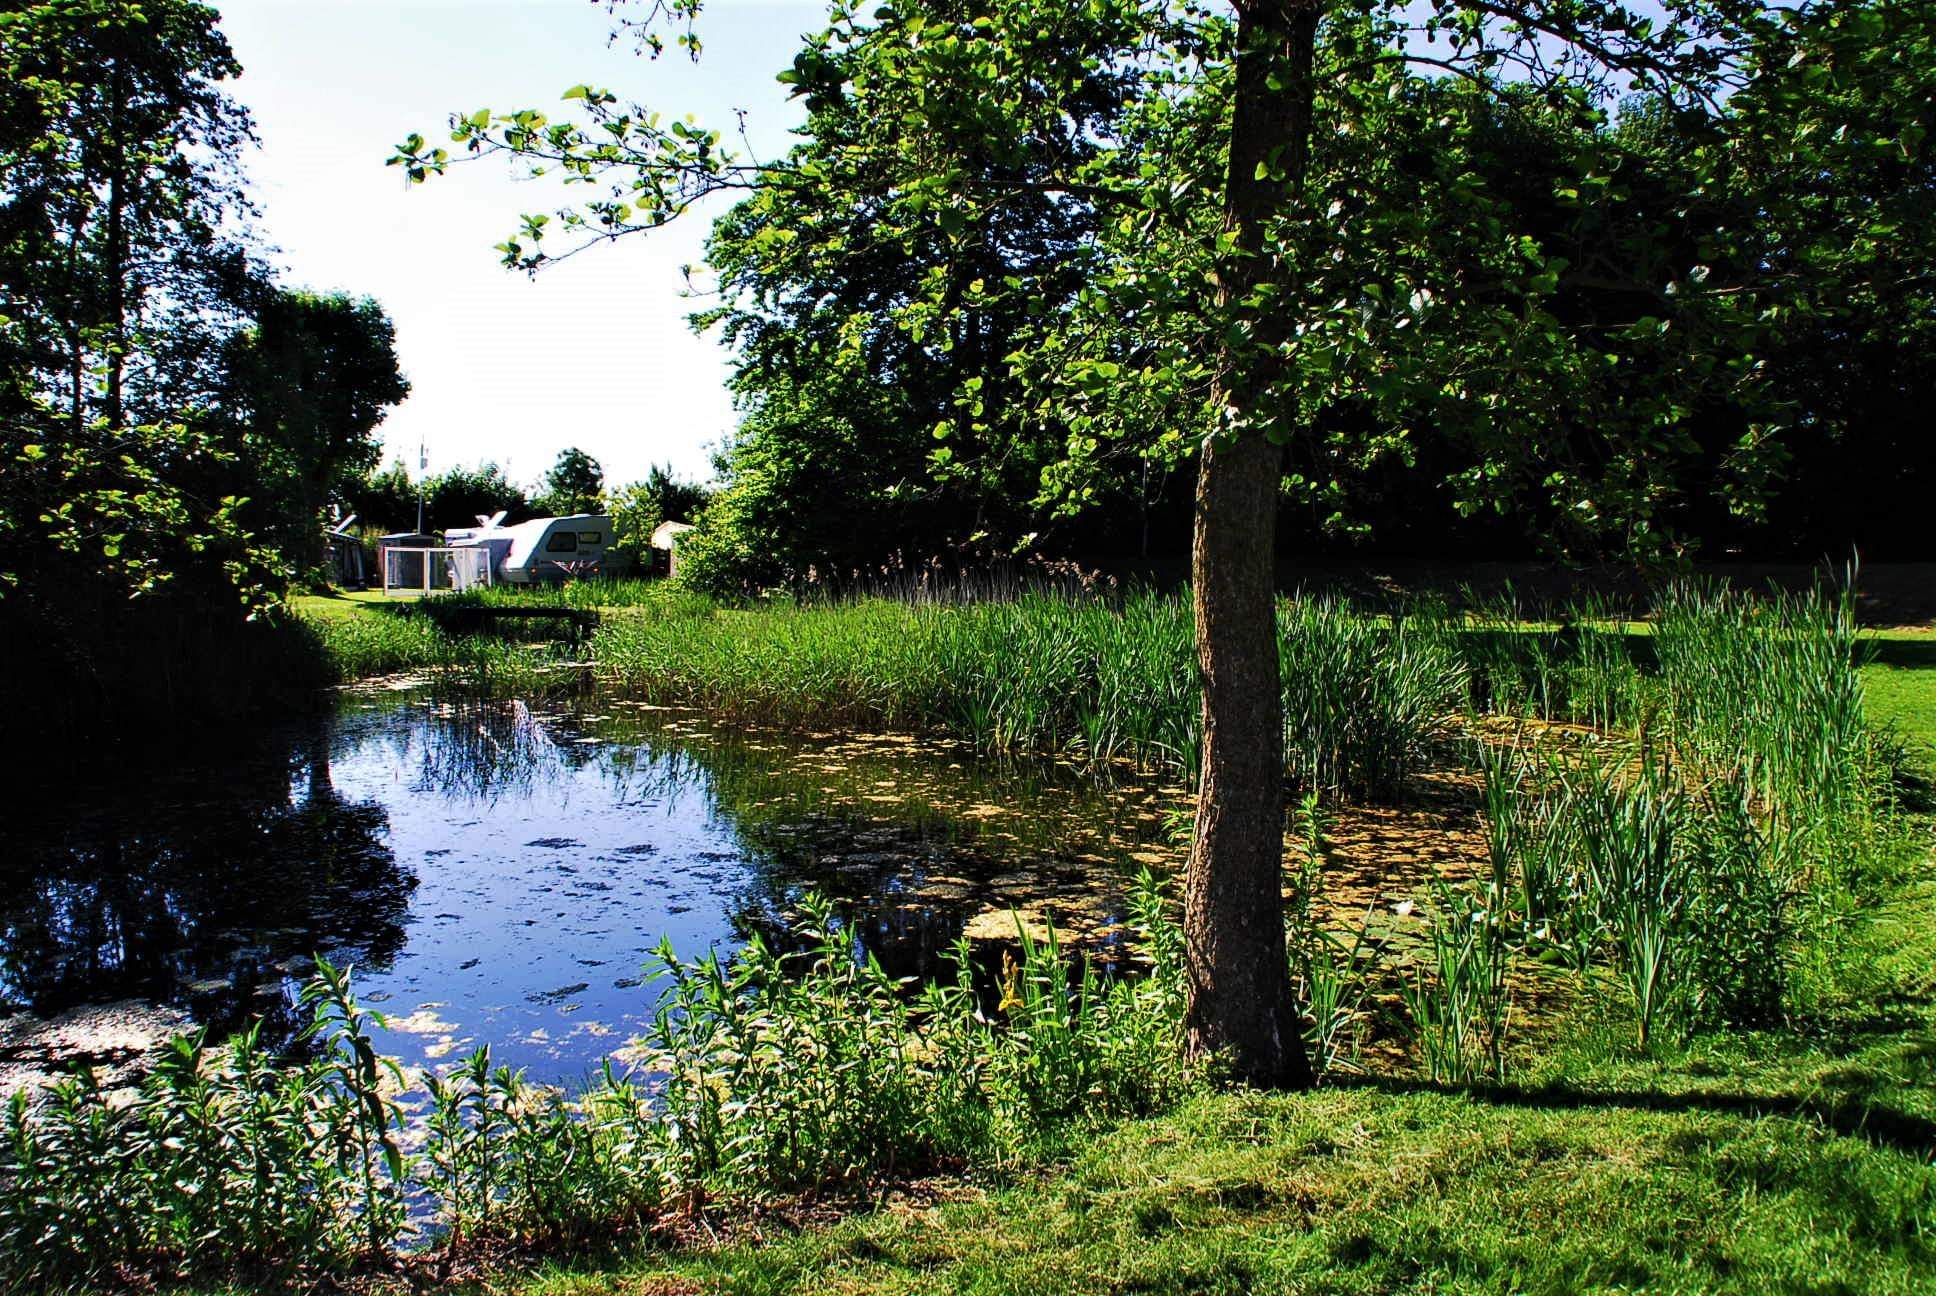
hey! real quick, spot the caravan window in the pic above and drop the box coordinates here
[544,531,578,553]
[577,531,602,545]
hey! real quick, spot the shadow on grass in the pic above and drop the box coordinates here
[1865,638,1936,670]
[1346,1070,1936,1160]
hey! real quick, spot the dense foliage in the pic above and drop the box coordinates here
[215,288,410,570]
[351,459,535,535]
[0,0,409,760]
[533,444,605,517]
[607,461,708,567]
[407,0,1936,590]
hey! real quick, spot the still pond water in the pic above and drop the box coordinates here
[1,691,1182,1087]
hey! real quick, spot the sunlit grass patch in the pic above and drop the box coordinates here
[501,1081,1936,1296]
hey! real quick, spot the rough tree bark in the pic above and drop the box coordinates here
[1183,0,1322,1089]
[105,56,128,429]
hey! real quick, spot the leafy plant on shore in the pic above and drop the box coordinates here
[1,969,405,1288]
[0,880,1191,1288]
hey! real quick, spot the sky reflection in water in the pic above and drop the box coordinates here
[1,693,1181,1085]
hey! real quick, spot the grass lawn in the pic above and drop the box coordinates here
[501,1050,1936,1295]
[290,589,405,619]
[1863,629,1936,757]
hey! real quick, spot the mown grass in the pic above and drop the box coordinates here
[1861,630,1936,762]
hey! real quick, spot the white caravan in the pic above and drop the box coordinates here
[445,512,619,585]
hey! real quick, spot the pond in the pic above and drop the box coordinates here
[0,690,1186,1091]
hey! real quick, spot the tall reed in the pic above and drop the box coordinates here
[1652,579,1879,878]
[1477,742,1799,1048]
[592,592,1460,801]
[1285,794,1375,1079]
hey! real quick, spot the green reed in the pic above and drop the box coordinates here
[298,604,450,677]
[1448,587,1647,729]
[1285,793,1376,1080]
[1475,741,1801,1050]
[1402,886,1516,1084]
[459,577,701,611]
[591,592,1460,802]
[299,603,592,699]
[1652,579,1882,877]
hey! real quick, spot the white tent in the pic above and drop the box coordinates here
[649,520,695,550]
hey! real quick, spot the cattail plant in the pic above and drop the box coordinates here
[1284,793,1376,1080]
[1402,882,1515,1084]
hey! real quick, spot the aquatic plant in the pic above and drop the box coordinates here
[1474,741,1803,1050]
[1652,578,1885,885]
[298,603,591,697]
[591,591,1461,801]
[1401,878,1515,1085]
[0,880,1192,1288]
[1278,596,1464,798]
[1284,794,1375,1080]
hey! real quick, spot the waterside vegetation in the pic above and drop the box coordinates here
[4,578,1928,1290]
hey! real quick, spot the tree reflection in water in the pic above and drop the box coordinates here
[0,722,410,1044]
[4,693,1179,1083]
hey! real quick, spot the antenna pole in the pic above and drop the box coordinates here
[416,435,428,535]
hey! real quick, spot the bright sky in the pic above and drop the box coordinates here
[215,0,820,491]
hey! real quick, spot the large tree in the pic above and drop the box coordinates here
[679,8,1139,587]
[536,445,606,516]
[399,0,1879,1084]
[1,0,421,761]
[2,0,271,613]
[0,0,257,430]
[216,288,410,572]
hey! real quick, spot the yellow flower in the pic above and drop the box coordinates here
[996,951,1023,1016]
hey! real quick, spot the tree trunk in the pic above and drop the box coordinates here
[1183,0,1320,1089]
[66,212,86,435]
[105,57,128,429]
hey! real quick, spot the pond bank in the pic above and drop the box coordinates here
[3,678,1509,1096]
